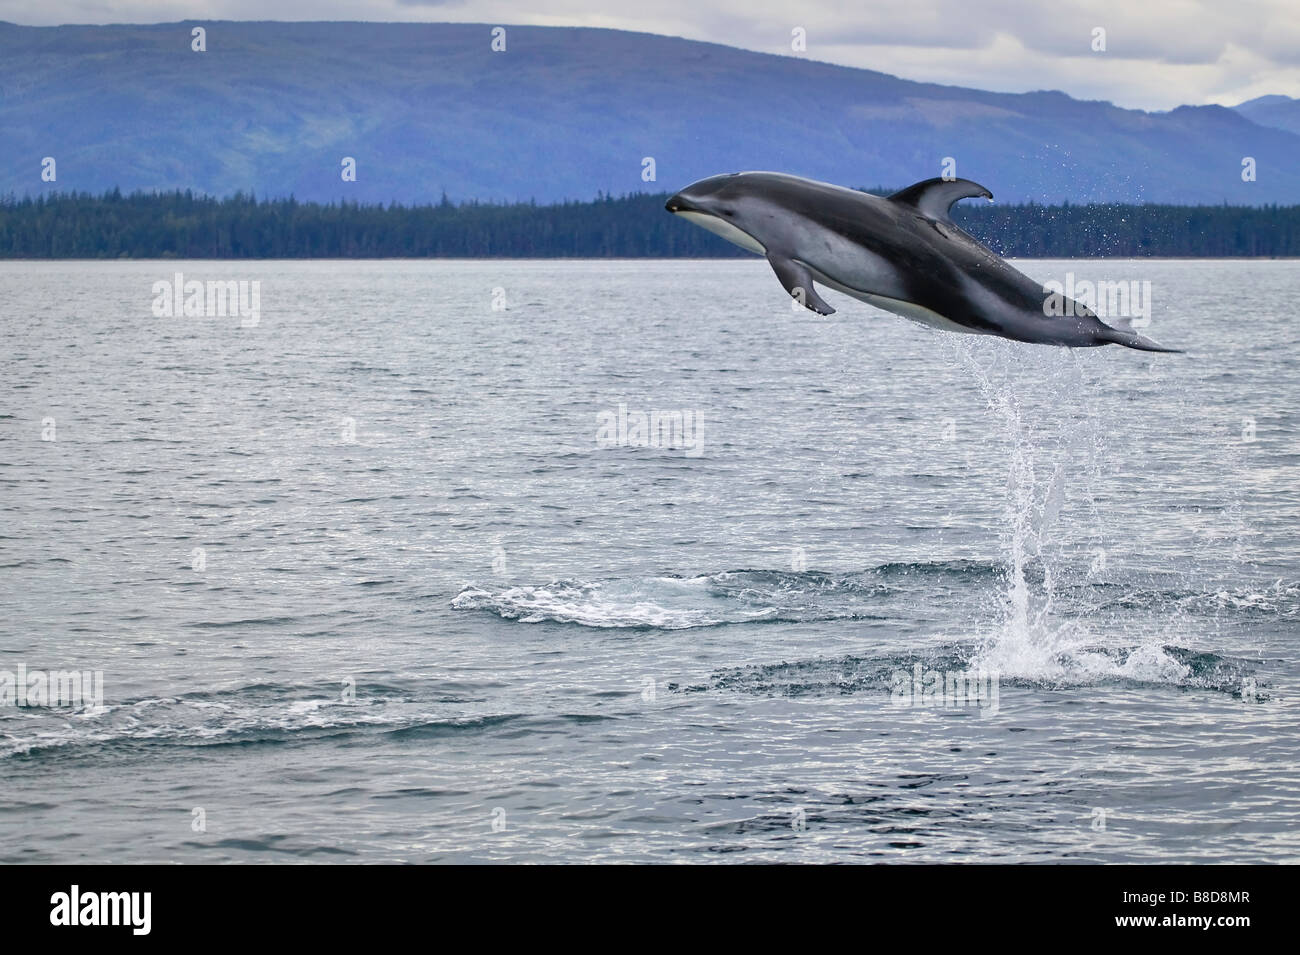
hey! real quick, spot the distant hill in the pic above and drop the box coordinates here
[1232,95,1300,136]
[2,20,1298,205]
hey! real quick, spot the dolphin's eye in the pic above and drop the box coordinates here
[722,209,736,217]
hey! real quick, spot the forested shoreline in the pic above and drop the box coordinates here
[2,189,1297,258]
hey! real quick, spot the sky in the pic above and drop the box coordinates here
[2,0,1298,111]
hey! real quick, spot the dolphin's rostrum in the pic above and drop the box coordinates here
[666,172,1180,352]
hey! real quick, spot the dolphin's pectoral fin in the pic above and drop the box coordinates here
[888,178,993,223]
[767,254,835,315]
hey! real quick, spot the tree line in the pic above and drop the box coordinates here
[1,189,1297,258]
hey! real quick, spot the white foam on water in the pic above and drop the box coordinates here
[450,576,772,629]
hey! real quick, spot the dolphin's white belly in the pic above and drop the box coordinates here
[798,231,985,336]
[820,277,985,336]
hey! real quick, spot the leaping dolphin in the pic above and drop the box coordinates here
[665,172,1180,352]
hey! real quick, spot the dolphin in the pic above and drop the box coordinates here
[665,172,1180,352]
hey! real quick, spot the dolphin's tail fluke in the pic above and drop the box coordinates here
[1097,326,1184,353]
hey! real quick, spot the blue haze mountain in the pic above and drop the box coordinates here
[1,20,1296,205]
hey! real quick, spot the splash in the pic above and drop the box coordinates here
[951,340,1192,683]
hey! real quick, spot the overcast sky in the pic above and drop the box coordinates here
[3,0,1297,111]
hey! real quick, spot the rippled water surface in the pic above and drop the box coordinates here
[1,259,1297,863]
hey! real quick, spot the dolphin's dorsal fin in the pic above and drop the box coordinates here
[888,178,993,222]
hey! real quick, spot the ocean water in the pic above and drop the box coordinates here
[0,258,1296,864]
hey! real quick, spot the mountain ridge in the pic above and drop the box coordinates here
[2,20,1297,205]
[1232,94,1300,136]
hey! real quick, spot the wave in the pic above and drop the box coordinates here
[451,566,1299,630]
[450,562,1281,695]
[696,644,1259,697]
[450,563,1000,629]
[0,682,565,761]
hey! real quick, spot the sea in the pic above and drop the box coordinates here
[1,258,1296,863]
